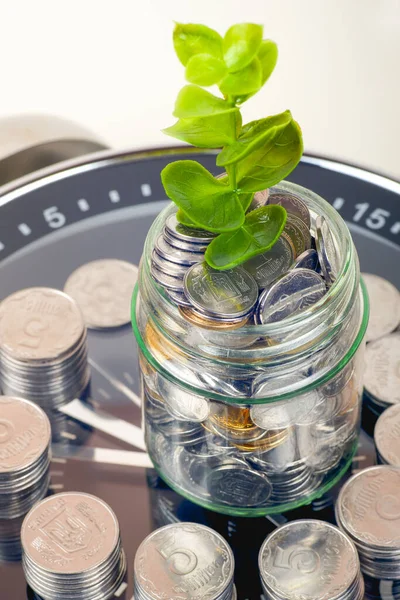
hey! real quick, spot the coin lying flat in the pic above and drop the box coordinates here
[165,213,216,244]
[294,249,319,271]
[0,287,85,361]
[164,229,210,252]
[184,262,259,319]
[315,215,340,286]
[134,523,235,600]
[151,263,185,292]
[64,259,138,329]
[259,520,362,600]
[257,268,326,324]
[166,289,192,307]
[374,404,400,466]
[205,464,272,507]
[178,306,250,330]
[157,375,210,423]
[268,191,311,228]
[151,249,188,278]
[242,236,294,289]
[362,273,400,342]
[364,334,400,406]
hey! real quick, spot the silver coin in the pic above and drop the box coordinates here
[294,249,319,271]
[362,273,400,342]
[0,397,51,476]
[151,249,188,278]
[268,191,311,228]
[163,229,210,253]
[165,213,216,243]
[364,334,400,406]
[205,464,272,507]
[259,520,360,600]
[283,214,311,258]
[150,263,185,292]
[155,235,205,266]
[134,522,235,600]
[21,492,120,573]
[64,259,138,329]
[247,189,270,212]
[166,289,192,307]
[375,405,400,466]
[336,466,400,550]
[251,388,320,429]
[184,262,259,319]
[315,215,340,286]
[157,376,210,423]
[242,236,294,289]
[0,287,85,361]
[257,269,326,324]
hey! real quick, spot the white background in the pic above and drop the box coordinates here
[1,0,399,178]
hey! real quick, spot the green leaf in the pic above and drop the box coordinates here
[219,57,262,97]
[239,192,254,212]
[235,116,304,192]
[173,23,223,66]
[217,110,292,166]
[205,205,287,270]
[163,109,240,147]
[185,54,227,86]
[176,208,205,228]
[223,23,263,72]
[161,160,245,233]
[174,85,231,118]
[258,39,278,84]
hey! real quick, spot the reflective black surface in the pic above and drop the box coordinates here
[0,147,399,600]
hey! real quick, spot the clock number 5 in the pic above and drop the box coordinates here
[43,206,66,229]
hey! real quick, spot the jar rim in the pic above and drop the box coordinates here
[131,277,369,405]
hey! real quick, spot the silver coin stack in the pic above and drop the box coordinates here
[0,396,51,520]
[134,522,236,600]
[21,492,126,600]
[363,332,400,414]
[0,287,90,414]
[336,466,400,579]
[258,519,364,600]
[374,404,400,465]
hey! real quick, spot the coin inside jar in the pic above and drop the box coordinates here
[242,236,294,289]
[184,262,259,319]
[205,464,272,507]
[164,213,216,243]
[283,215,310,258]
[294,249,319,271]
[315,215,340,286]
[178,306,250,330]
[256,269,326,324]
[155,234,205,266]
[268,191,311,228]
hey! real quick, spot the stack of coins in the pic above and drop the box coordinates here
[0,287,90,413]
[0,397,51,519]
[363,333,400,414]
[336,466,400,579]
[362,274,400,343]
[259,520,364,600]
[21,492,126,600]
[374,404,400,465]
[149,190,338,335]
[134,522,236,600]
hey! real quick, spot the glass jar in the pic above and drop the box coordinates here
[132,181,368,517]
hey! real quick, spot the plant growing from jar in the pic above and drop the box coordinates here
[161,22,304,270]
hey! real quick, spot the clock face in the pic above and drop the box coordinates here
[0,147,399,600]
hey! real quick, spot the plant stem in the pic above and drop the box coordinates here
[225,95,238,190]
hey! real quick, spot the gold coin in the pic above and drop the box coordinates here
[144,320,186,362]
[179,307,249,331]
[233,428,289,452]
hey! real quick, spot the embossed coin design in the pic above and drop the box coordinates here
[283,215,309,258]
[242,236,294,289]
[0,287,84,361]
[362,273,400,342]
[315,215,340,286]
[64,259,138,329]
[375,404,400,466]
[364,334,400,407]
[184,262,259,319]
[257,269,326,324]
[259,519,363,600]
[336,466,400,579]
[158,376,210,423]
[21,492,126,600]
[134,522,235,600]
[205,464,272,507]
[268,191,311,228]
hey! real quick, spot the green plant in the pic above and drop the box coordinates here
[161,22,303,270]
